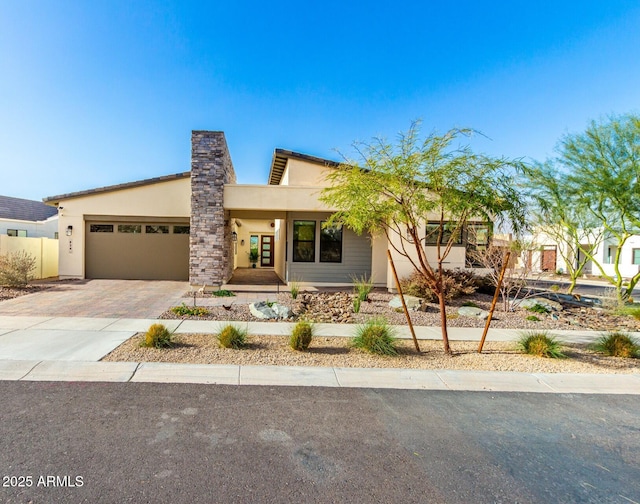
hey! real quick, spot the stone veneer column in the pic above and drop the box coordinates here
[190,131,237,287]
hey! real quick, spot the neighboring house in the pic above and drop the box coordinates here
[0,195,59,238]
[44,131,491,288]
[529,227,640,280]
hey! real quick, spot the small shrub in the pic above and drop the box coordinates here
[549,284,560,292]
[171,303,210,317]
[141,323,174,348]
[400,270,477,302]
[289,320,313,351]
[617,304,640,320]
[462,301,479,308]
[211,289,235,297]
[526,315,541,322]
[517,332,565,358]
[353,297,361,313]
[0,250,37,287]
[290,281,300,300]
[525,303,550,314]
[217,324,248,349]
[352,274,373,301]
[351,317,397,356]
[590,332,639,358]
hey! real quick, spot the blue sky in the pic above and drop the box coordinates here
[1,1,639,201]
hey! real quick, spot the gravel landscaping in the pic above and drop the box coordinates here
[102,333,640,374]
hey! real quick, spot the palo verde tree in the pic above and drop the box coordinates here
[557,114,640,301]
[320,122,526,354]
[523,162,604,294]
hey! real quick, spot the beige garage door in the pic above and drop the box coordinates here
[85,221,190,280]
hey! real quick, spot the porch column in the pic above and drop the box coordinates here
[190,131,237,287]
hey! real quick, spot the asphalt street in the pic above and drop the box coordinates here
[1,383,638,503]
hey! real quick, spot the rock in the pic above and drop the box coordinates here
[389,295,422,311]
[457,306,490,319]
[272,303,292,319]
[249,302,278,319]
[519,298,563,312]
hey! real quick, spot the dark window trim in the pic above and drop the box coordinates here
[293,220,316,263]
[425,221,462,245]
[319,221,343,263]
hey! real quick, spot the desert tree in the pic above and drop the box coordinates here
[557,114,640,301]
[523,162,604,294]
[320,122,526,354]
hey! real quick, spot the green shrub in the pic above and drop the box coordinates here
[351,317,397,356]
[526,315,540,322]
[290,281,300,300]
[400,270,477,302]
[289,320,313,351]
[211,289,236,297]
[353,297,361,313]
[525,303,550,314]
[0,250,37,287]
[517,332,565,358]
[352,274,373,301]
[141,323,174,348]
[462,301,479,308]
[217,324,248,349]
[617,304,640,320]
[590,332,639,358]
[171,303,210,317]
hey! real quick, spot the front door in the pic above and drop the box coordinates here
[260,235,274,267]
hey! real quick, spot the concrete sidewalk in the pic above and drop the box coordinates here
[0,316,638,394]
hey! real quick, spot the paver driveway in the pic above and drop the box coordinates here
[0,280,188,318]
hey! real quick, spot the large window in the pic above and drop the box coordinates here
[320,222,342,262]
[293,220,316,262]
[7,229,27,237]
[425,222,462,245]
[633,249,640,265]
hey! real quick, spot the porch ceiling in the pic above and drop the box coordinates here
[223,184,337,213]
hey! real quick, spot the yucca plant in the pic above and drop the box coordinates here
[351,317,397,356]
[590,332,639,358]
[517,331,565,359]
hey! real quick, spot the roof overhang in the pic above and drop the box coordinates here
[267,149,339,185]
[43,172,190,205]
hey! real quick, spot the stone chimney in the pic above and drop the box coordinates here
[190,131,237,287]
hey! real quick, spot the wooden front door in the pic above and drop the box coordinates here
[260,235,274,267]
[541,247,557,272]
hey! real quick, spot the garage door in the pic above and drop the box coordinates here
[85,221,190,280]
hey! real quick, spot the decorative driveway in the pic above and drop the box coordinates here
[0,280,188,318]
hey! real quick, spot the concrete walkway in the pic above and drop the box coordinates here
[0,316,638,394]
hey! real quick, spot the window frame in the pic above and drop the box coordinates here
[425,221,462,246]
[292,220,316,263]
[319,221,343,263]
[632,248,640,265]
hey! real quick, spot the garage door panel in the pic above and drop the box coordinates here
[86,222,189,280]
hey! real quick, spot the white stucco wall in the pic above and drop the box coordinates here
[0,216,59,239]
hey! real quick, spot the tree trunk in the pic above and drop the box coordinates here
[437,292,451,355]
[567,279,576,294]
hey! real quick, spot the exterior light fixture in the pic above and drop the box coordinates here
[66,225,73,236]
[231,231,238,242]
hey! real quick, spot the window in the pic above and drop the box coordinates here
[146,225,169,234]
[320,222,342,262]
[173,225,190,234]
[425,222,462,245]
[293,220,316,262]
[89,224,113,233]
[467,224,490,250]
[54,232,59,239]
[606,246,617,264]
[118,224,141,233]
[633,249,640,265]
[7,229,27,237]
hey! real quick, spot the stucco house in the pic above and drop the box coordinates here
[44,131,490,289]
[529,227,640,280]
[0,195,58,239]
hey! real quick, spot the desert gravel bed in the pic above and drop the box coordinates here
[163,290,640,332]
[102,333,640,374]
